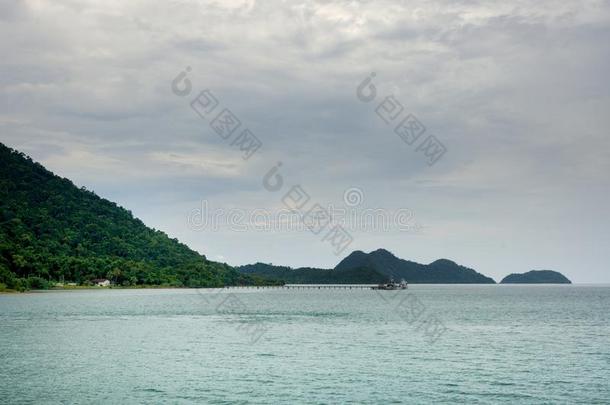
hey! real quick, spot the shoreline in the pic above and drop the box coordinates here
[3,282,607,294]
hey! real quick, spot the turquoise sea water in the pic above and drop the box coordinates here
[1,285,609,404]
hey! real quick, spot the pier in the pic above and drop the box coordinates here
[224,284,377,290]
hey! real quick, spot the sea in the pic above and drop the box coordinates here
[1,285,609,404]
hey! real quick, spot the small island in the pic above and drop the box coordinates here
[500,270,571,284]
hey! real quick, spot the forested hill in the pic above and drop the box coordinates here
[0,143,267,290]
[239,249,496,284]
[335,249,496,283]
[237,263,388,284]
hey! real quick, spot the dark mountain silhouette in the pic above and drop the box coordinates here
[501,270,571,284]
[238,249,496,284]
[335,249,496,283]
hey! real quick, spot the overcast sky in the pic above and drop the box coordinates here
[2,0,609,282]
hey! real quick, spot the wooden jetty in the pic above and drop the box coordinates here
[223,284,377,290]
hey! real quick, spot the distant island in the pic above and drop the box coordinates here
[239,249,496,284]
[500,270,571,284]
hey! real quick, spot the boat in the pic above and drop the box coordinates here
[371,279,408,290]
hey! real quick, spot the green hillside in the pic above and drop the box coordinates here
[239,249,497,284]
[335,249,496,283]
[0,143,274,290]
[237,263,388,284]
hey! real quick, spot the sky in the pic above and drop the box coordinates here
[1,0,609,282]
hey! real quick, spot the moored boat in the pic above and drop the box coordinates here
[371,279,408,290]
